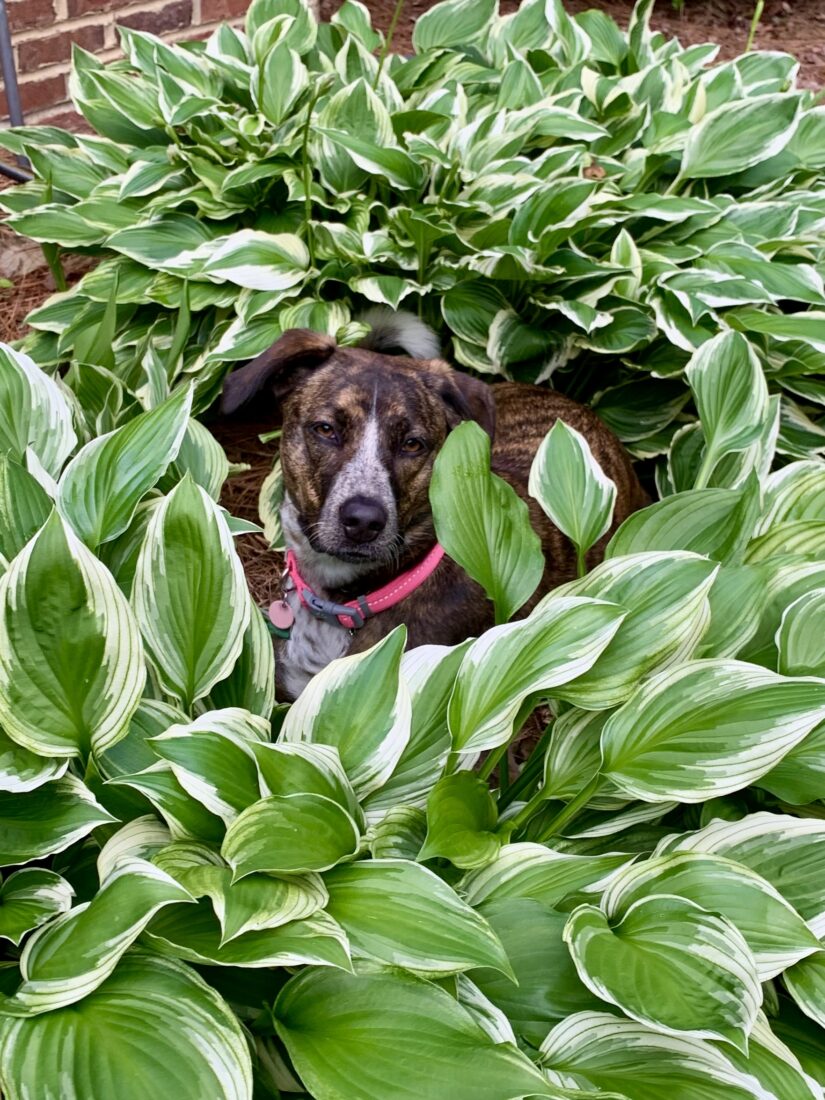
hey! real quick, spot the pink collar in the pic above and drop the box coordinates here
[286,543,445,631]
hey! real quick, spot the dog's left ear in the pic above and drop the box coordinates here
[438,369,496,442]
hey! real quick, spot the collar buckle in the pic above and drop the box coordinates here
[302,589,367,630]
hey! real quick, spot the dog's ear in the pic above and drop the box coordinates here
[438,369,496,442]
[221,329,336,415]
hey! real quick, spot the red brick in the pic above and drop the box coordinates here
[66,0,117,18]
[6,0,55,31]
[0,73,66,118]
[118,0,192,34]
[31,106,90,131]
[18,24,106,73]
[200,0,248,21]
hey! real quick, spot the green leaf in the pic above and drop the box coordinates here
[601,659,825,803]
[412,0,496,50]
[680,94,800,178]
[551,552,718,709]
[430,421,544,623]
[4,859,192,1015]
[0,343,76,478]
[222,792,361,877]
[539,1010,775,1100]
[280,627,410,799]
[601,852,820,980]
[57,387,192,548]
[785,951,825,1030]
[0,727,67,793]
[448,596,625,754]
[0,870,74,947]
[324,859,511,975]
[199,229,309,291]
[529,420,617,564]
[419,772,501,870]
[0,953,253,1100]
[108,763,225,842]
[207,605,276,719]
[275,967,555,1100]
[0,454,53,567]
[132,477,250,709]
[318,128,427,191]
[565,896,760,1048]
[777,589,825,677]
[472,898,602,1046]
[0,511,145,758]
[685,331,769,487]
[257,43,307,125]
[0,775,115,867]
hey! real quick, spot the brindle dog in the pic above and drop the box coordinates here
[221,316,647,699]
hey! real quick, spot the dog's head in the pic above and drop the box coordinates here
[221,323,495,572]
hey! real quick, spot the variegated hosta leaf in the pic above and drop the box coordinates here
[324,859,511,975]
[161,418,231,502]
[551,552,718,710]
[57,386,192,548]
[0,869,74,947]
[539,1010,783,1100]
[132,476,250,709]
[758,460,825,533]
[600,852,819,979]
[685,331,769,487]
[461,843,629,909]
[448,596,626,754]
[108,762,225,843]
[697,562,768,659]
[745,520,825,564]
[280,626,410,799]
[0,953,253,1100]
[0,511,145,757]
[680,93,800,179]
[96,815,173,881]
[145,900,352,970]
[0,726,67,793]
[0,454,52,567]
[528,419,617,563]
[658,812,825,937]
[175,862,327,942]
[472,898,602,1046]
[274,968,555,1100]
[3,859,192,1015]
[257,42,307,126]
[97,696,188,781]
[430,420,544,625]
[368,805,427,860]
[364,643,468,816]
[222,791,361,878]
[564,896,761,1047]
[251,741,363,828]
[777,589,825,677]
[0,774,115,867]
[419,772,501,870]
[0,342,76,479]
[601,659,825,802]
[412,0,496,50]
[542,709,622,808]
[741,558,825,667]
[722,1012,823,1100]
[199,229,309,291]
[785,950,825,1031]
[148,711,265,824]
[207,604,276,719]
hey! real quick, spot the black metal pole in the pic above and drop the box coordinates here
[0,0,30,179]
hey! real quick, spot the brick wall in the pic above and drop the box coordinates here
[1,0,254,126]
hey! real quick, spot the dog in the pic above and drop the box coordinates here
[221,311,647,700]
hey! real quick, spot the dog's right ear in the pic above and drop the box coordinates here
[220,329,336,415]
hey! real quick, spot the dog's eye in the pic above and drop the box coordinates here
[400,437,427,456]
[311,422,339,443]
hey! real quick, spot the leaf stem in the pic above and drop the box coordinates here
[302,83,326,270]
[745,0,764,52]
[373,0,405,90]
[478,741,508,783]
[576,545,586,578]
[506,785,551,834]
[534,774,602,842]
[693,446,717,491]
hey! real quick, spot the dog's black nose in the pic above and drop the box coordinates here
[339,496,388,544]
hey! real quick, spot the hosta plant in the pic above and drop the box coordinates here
[0,0,824,462]
[3,303,825,1097]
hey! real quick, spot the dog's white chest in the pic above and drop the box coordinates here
[278,588,351,699]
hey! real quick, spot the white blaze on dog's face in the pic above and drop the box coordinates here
[220,325,496,583]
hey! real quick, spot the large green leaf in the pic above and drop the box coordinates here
[601,660,825,802]
[529,419,617,565]
[275,967,556,1100]
[131,476,250,709]
[324,859,511,975]
[785,951,825,1030]
[4,859,192,1015]
[0,870,74,947]
[430,421,543,625]
[0,727,67,793]
[564,896,760,1047]
[0,343,76,479]
[412,0,496,50]
[0,952,253,1100]
[280,627,409,799]
[0,774,115,866]
[680,94,800,178]
[0,511,145,758]
[419,772,501,870]
[0,454,52,567]
[448,595,625,753]
[57,387,191,548]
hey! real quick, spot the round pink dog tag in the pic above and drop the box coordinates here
[269,599,295,630]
